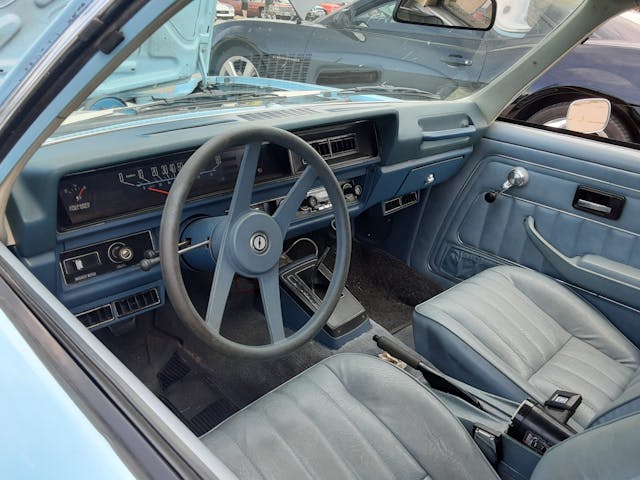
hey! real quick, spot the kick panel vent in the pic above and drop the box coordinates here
[383,191,420,215]
[114,288,160,317]
[77,304,114,329]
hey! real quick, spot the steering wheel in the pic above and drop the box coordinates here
[160,126,351,359]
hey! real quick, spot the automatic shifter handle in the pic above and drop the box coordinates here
[485,167,529,203]
[311,245,331,292]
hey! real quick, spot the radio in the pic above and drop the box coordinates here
[297,180,363,215]
[249,180,363,217]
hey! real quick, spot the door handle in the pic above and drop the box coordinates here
[573,185,625,220]
[441,54,472,67]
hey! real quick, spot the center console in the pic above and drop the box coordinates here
[280,254,369,348]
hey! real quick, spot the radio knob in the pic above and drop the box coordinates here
[307,195,318,208]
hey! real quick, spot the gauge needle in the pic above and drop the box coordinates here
[148,187,170,195]
[75,186,86,202]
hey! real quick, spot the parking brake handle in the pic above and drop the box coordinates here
[373,335,483,410]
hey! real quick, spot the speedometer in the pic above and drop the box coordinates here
[116,155,225,196]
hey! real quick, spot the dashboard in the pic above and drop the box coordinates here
[9,104,478,331]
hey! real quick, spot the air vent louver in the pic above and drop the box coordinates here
[383,191,420,215]
[77,304,114,328]
[114,288,160,317]
[310,133,358,160]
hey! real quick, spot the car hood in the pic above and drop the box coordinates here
[89,0,216,101]
[0,0,216,100]
[288,0,322,21]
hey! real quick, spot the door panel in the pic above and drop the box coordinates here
[418,121,640,346]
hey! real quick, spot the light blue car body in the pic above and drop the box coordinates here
[0,309,134,478]
[0,0,390,476]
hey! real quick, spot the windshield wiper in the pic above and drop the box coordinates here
[338,85,441,100]
[133,91,283,112]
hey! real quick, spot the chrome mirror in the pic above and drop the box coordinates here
[566,98,611,135]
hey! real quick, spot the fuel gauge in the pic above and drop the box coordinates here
[61,183,92,213]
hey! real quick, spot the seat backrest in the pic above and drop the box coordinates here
[531,412,640,479]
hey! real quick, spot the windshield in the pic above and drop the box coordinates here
[52,0,582,134]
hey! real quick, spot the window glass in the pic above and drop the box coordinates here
[47,0,586,135]
[499,9,640,148]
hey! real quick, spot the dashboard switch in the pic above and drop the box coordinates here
[108,242,135,263]
[118,245,134,262]
[63,252,101,275]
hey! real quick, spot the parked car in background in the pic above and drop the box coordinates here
[227,0,266,17]
[269,0,297,20]
[211,2,640,143]
[209,0,570,97]
[501,11,640,143]
[216,2,236,19]
[209,0,493,95]
[306,1,347,20]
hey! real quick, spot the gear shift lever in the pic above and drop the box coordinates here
[311,245,331,292]
[485,167,529,203]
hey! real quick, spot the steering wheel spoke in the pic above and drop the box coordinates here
[228,142,262,219]
[273,166,318,234]
[205,248,236,332]
[258,267,286,343]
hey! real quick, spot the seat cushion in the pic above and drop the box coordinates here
[413,266,640,427]
[532,412,640,480]
[201,353,499,480]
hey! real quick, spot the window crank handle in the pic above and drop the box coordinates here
[485,167,529,203]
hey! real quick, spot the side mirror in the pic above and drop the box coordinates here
[394,0,496,30]
[566,98,611,135]
[332,8,353,28]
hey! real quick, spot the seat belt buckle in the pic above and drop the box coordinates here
[544,390,582,424]
[473,424,503,466]
[378,351,407,369]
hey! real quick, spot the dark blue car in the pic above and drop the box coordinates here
[211,4,640,141]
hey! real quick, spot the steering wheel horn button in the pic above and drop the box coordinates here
[228,211,283,275]
[250,232,269,254]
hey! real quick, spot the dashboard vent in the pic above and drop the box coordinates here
[383,191,420,215]
[310,133,358,160]
[114,288,160,317]
[77,304,114,329]
[238,107,319,121]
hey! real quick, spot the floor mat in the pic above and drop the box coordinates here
[334,242,443,333]
[157,351,238,435]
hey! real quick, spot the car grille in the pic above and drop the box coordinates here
[262,54,311,84]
